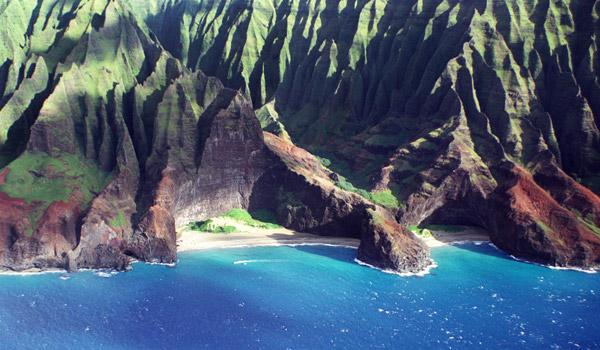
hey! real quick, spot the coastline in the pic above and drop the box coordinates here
[416,226,490,248]
[3,225,596,275]
[0,225,490,275]
[176,222,491,252]
[177,226,361,252]
[0,267,67,275]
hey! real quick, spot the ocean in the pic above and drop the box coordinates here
[0,243,598,349]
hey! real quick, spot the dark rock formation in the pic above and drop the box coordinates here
[485,161,600,267]
[0,0,430,272]
[0,0,599,272]
[115,0,600,268]
[262,132,430,272]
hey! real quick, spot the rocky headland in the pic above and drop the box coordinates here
[0,0,599,273]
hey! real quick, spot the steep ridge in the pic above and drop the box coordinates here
[0,0,428,273]
[121,0,600,185]
[0,0,599,270]
[117,0,600,268]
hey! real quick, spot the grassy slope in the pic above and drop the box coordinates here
[0,151,112,231]
[0,0,157,231]
[187,208,283,233]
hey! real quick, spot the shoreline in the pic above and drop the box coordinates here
[2,226,596,275]
[416,225,490,248]
[176,227,361,252]
[176,224,492,252]
[0,267,67,276]
[0,225,491,275]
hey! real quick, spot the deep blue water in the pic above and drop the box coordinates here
[0,243,599,349]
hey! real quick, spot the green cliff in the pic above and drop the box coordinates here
[0,0,599,271]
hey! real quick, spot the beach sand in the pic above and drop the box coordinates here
[0,223,489,274]
[176,218,490,252]
[177,218,361,251]
[419,226,490,248]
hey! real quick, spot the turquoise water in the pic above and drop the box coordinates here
[0,243,598,349]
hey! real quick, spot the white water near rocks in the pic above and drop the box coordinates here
[0,243,598,349]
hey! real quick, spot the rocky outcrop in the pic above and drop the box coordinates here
[0,0,430,273]
[0,0,599,272]
[357,209,430,273]
[261,132,430,272]
[484,162,600,267]
[114,0,600,267]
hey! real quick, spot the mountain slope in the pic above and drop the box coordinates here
[117,0,600,267]
[122,0,600,185]
[0,0,599,271]
[0,0,429,273]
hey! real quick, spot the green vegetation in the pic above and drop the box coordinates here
[535,220,555,234]
[187,208,282,233]
[0,151,112,229]
[312,151,400,209]
[582,221,600,238]
[569,210,600,238]
[189,220,238,233]
[334,175,399,209]
[222,208,282,229]
[367,208,385,227]
[314,155,331,168]
[407,224,465,238]
[369,190,400,209]
[109,211,127,229]
[0,151,111,203]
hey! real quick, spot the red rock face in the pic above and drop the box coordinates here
[0,167,88,269]
[487,163,600,268]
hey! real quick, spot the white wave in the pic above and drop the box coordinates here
[95,271,113,278]
[450,240,489,246]
[147,261,178,267]
[428,240,490,248]
[94,269,121,278]
[0,269,66,276]
[233,259,285,265]
[284,243,358,249]
[546,265,597,274]
[354,258,437,277]
[486,243,598,274]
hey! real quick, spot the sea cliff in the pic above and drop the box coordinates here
[0,0,599,272]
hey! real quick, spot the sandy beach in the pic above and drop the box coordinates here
[177,224,361,251]
[0,267,67,275]
[0,223,489,275]
[176,218,489,252]
[418,226,490,248]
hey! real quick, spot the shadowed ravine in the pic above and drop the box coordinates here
[0,0,599,273]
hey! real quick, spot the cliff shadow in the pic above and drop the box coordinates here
[446,241,517,264]
[265,232,360,266]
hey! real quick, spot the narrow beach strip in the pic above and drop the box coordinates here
[177,227,361,252]
[176,222,490,252]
